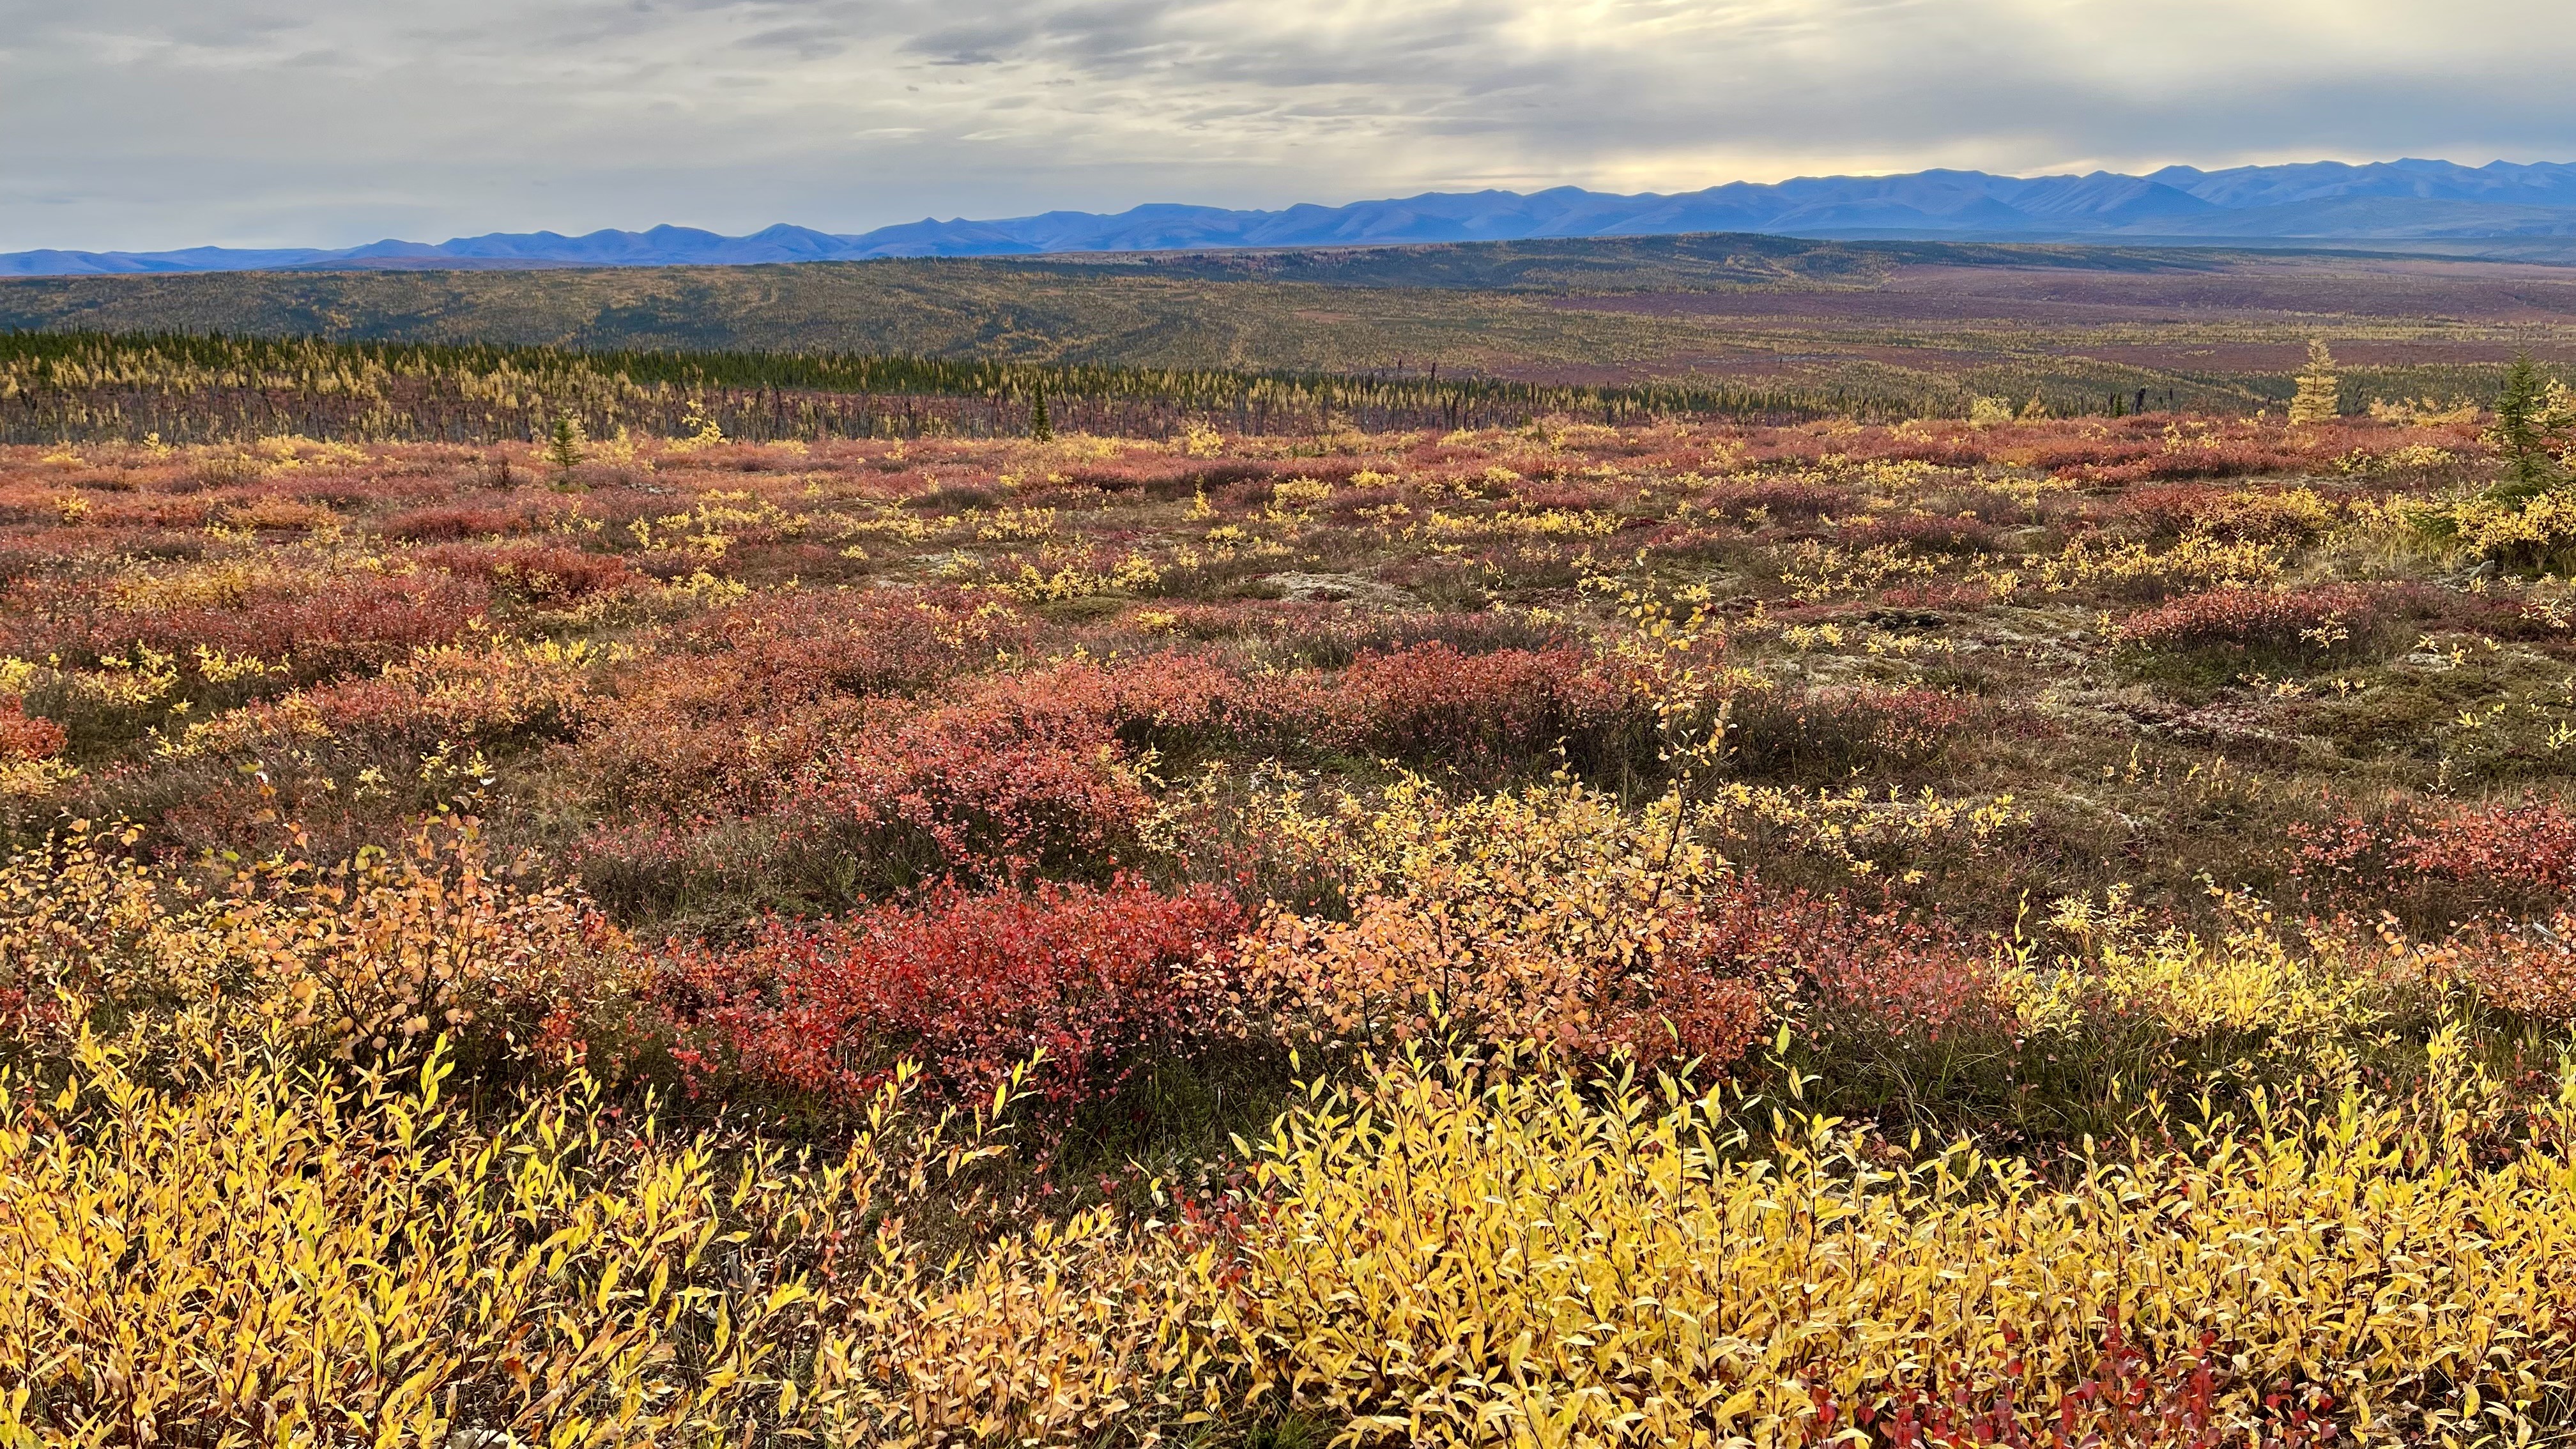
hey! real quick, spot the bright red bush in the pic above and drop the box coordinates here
[659,876,1244,1103]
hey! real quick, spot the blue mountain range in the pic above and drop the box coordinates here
[13,158,2576,277]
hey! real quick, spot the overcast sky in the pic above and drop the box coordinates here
[7,0,2575,251]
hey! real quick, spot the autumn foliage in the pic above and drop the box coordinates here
[660,877,1243,1104]
[9,399,2576,1446]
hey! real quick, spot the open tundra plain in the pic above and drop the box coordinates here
[7,249,2576,1443]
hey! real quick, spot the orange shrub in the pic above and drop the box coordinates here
[0,817,636,1066]
[2292,796,2576,921]
[2414,916,2576,1022]
[0,696,63,762]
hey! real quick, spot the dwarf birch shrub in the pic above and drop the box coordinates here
[0,818,634,1070]
[1237,774,1781,1060]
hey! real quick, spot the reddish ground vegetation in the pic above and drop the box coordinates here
[659,876,1243,1103]
[1318,643,1643,773]
[412,542,637,601]
[0,698,63,762]
[2119,585,2383,653]
[790,677,1158,889]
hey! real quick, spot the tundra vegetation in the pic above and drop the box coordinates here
[6,343,2576,1446]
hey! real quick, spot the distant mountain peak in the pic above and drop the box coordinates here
[10,158,2576,277]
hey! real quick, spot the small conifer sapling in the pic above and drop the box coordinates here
[2488,353,2573,503]
[546,414,588,475]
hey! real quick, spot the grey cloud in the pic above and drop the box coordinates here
[6,0,2575,250]
[735,23,851,57]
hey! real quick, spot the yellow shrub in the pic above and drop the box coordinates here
[0,1023,1216,1446]
[1992,531,2286,597]
[2446,486,2576,569]
[2009,887,2400,1045]
[1234,1036,2576,1447]
[2,1031,767,1444]
[0,824,238,1054]
[174,636,618,758]
[105,555,303,613]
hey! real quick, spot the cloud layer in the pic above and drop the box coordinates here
[9,0,2575,250]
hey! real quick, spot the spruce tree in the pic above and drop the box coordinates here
[1031,387,1054,442]
[2488,354,2570,502]
[546,413,586,475]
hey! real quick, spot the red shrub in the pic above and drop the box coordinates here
[1821,686,1976,761]
[659,877,1243,1103]
[1274,611,1579,668]
[413,542,636,602]
[2118,585,2379,653]
[568,588,1036,815]
[100,571,495,677]
[1505,480,1620,512]
[1595,883,1943,1067]
[2285,811,2392,891]
[1317,643,1641,772]
[382,499,542,540]
[1699,479,1852,521]
[1124,600,1340,641]
[1874,581,1999,610]
[661,586,1034,703]
[1799,916,2005,1044]
[788,673,1157,887]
